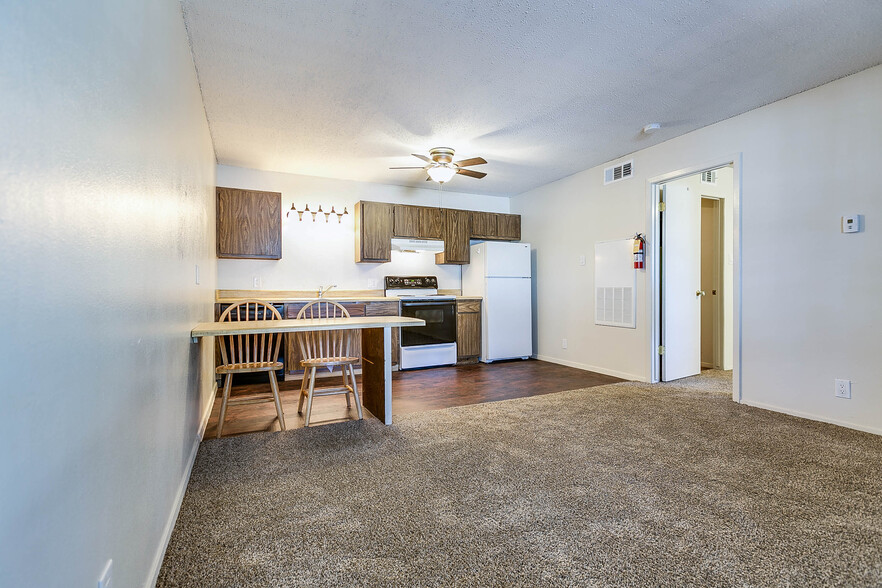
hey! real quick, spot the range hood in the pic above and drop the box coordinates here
[391,238,445,253]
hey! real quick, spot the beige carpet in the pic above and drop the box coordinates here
[157,371,882,587]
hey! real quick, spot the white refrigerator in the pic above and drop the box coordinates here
[462,241,533,362]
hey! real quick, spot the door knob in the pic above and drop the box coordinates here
[696,290,706,297]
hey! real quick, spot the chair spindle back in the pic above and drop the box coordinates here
[218,300,282,366]
[296,301,353,361]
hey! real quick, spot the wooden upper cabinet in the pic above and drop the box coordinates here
[354,200,520,264]
[395,204,444,240]
[496,213,521,241]
[435,208,470,264]
[418,206,443,240]
[216,187,282,259]
[392,205,420,238]
[470,211,498,239]
[355,201,393,262]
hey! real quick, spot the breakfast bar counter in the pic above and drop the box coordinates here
[191,316,424,425]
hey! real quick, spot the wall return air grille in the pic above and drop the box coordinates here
[595,286,634,328]
[603,160,633,185]
[700,170,717,185]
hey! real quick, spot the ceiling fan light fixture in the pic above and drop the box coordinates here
[427,165,456,183]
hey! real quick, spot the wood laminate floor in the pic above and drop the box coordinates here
[206,359,625,438]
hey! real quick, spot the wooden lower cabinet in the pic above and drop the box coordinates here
[456,299,482,364]
[283,300,401,376]
[364,300,400,366]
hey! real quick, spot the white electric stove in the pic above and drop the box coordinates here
[385,276,457,370]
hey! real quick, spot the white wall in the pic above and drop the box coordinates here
[0,2,217,587]
[217,165,510,292]
[512,65,882,434]
[665,167,735,370]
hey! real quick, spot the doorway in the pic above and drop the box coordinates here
[700,197,723,369]
[646,157,742,401]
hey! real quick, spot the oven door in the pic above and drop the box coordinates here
[400,300,456,347]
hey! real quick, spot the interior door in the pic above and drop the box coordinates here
[661,182,702,381]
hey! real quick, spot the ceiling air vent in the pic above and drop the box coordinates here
[700,170,717,185]
[604,159,634,185]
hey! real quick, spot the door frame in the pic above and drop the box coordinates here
[645,154,742,402]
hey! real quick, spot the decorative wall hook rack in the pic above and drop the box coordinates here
[286,203,349,223]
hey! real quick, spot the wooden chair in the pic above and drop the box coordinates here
[295,300,363,426]
[215,300,286,438]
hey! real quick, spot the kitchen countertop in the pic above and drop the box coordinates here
[192,316,424,337]
[216,289,481,304]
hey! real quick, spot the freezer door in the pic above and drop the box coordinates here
[484,277,532,361]
[484,241,531,278]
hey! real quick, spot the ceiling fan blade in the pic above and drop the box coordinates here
[389,166,426,169]
[456,168,487,179]
[455,157,487,167]
[411,153,432,163]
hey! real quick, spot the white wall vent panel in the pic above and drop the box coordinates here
[603,159,634,185]
[700,170,717,184]
[594,238,636,328]
[595,286,634,326]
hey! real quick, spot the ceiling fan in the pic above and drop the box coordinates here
[390,147,487,184]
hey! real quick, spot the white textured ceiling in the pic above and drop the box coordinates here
[181,1,882,196]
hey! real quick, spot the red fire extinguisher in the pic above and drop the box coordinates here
[633,234,645,269]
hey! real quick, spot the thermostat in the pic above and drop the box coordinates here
[841,214,862,233]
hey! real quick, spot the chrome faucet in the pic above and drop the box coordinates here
[318,284,337,298]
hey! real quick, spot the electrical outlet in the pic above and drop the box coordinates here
[834,379,851,399]
[252,276,260,288]
[578,255,586,266]
[367,279,378,289]
[561,338,568,349]
[98,559,112,588]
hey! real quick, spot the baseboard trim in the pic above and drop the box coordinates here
[196,381,217,441]
[740,398,882,436]
[535,354,646,383]
[145,381,217,588]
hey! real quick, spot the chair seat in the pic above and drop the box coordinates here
[300,356,359,367]
[216,361,283,374]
